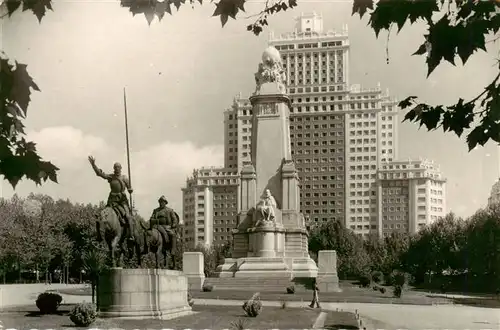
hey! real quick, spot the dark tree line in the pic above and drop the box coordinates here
[309,206,500,294]
[0,193,231,285]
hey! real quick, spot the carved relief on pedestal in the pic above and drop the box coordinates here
[256,103,279,116]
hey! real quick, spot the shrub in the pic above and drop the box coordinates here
[69,303,97,327]
[358,274,371,288]
[389,270,411,287]
[230,318,248,330]
[242,292,262,317]
[379,287,386,294]
[202,284,213,292]
[187,292,194,307]
[286,285,295,294]
[35,292,63,314]
[371,270,384,284]
[393,285,403,298]
[372,285,379,291]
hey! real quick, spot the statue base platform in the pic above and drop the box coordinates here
[215,256,317,278]
[98,268,193,320]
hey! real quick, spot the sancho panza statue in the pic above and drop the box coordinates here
[149,195,179,252]
[88,156,135,242]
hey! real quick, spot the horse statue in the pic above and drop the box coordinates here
[96,206,180,270]
[96,206,127,268]
[143,226,178,269]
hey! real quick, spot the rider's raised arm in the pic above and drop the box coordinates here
[91,162,111,180]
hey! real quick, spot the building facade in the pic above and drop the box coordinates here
[376,159,446,236]
[181,167,239,249]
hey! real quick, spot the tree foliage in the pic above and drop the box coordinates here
[0,54,59,188]
[309,220,371,278]
[0,194,101,283]
[352,0,500,151]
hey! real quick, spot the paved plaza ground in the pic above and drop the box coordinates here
[2,283,500,329]
[0,303,357,329]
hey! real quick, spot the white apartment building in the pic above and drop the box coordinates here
[181,167,239,249]
[376,159,447,236]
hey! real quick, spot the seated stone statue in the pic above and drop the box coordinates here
[255,189,277,227]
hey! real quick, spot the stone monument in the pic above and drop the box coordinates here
[316,250,341,292]
[88,157,193,320]
[216,46,318,279]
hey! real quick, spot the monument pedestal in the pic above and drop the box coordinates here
[182,252,206,291]
[98,268,192,319]
[316,250,341,292]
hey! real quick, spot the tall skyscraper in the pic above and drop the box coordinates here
[270,12,398,236]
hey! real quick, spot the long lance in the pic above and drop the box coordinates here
[123,87,134,211]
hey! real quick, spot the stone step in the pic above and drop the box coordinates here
[203,277,310,292]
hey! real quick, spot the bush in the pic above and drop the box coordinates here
[202,284,213,292]
[242,292,262,317]
[69,303,97,327]
[372,285,379,291]
[391,270,411,287]
[286,285,295,294]
[187,292,194,307]
[36,292,63,314]
[358,274,371,288]
[389,270,411,286]
[379,287,386,294]
[371,270,384,284]
[393,285,403,298]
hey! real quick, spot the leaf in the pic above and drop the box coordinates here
[425,16,458,76]
[467,125,489,151]
[212,0,245,27]
[171,0,186,10]
[413,40,428,56]
[10,62,40,115]
[22,0,53,22]
[154,0,169,20]
[456,0,474,20]
[288,0,297,8]
[6,0,21,16]
[352,0,374,18]
[420,106,444,130]
[398,96,417,109]
[441,99,475,137]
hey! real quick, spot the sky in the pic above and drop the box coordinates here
[1,0,499,219]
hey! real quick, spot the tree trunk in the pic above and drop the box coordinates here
[91,278,96,304]
[95,275,100,310]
